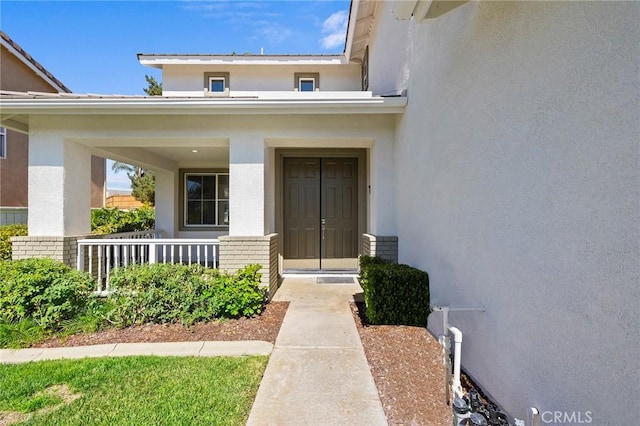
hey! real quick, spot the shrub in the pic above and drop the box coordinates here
[107,263,266,326]
[358,254,388,270]
[0,258,94,330]
[359,255,430,327]
[0,224,28,261]
[91,206,155,235]
[208,264,265,318]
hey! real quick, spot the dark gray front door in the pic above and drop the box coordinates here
[283,157,358,270]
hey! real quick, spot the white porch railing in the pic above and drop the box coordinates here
[105,229,164,239]
[77,235,220,294]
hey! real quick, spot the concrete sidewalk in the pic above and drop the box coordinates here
[247,276,387,426]
[0,340,273,364]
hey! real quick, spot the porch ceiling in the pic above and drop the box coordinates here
[142,146,229,163]
[90,145,230,172]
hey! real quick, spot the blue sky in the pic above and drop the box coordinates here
[1,0,351,190]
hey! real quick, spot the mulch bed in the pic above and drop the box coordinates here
[351,301,452,426]
[33,301,289,348]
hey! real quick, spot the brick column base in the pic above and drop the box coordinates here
[361,234,398,263]
[218,234,280,299]
[10,235,95,269]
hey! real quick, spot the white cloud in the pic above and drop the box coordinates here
[256,21,293,45]
[319,10,348,50]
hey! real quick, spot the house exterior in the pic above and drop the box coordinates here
[0,31,106,225]
[0,1,638,424]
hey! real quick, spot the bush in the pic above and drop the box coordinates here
[91,206,155,235]
[107,263,266,326]
[209,264,266,318]
[0,224,28,261]
[359,255,430,327]
[0,258,94,330]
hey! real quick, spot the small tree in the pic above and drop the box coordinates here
[143,75,162,96]
[111,162,155,206]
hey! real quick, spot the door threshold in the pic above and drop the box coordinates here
[282,269,358,277]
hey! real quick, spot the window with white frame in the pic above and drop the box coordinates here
[209,76,226,93]
[299,78,315,92]
[0,127,6,159]
[294,73,320,92]
[203,72,230,95]
[184,173,229,227]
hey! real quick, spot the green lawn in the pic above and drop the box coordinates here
[0,356,268,425]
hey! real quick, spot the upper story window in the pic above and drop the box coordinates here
[362,46,369,91]
[209,77,226,93]
[294,73,320,92]
[299,78,315,92]
[203,72,230,96]
[0,127,6,159]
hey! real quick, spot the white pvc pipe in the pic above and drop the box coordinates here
[449,326,464,399]
[431,306,484,400]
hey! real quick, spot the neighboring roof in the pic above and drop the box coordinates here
[0,31,71,93]
[138,54,349,68]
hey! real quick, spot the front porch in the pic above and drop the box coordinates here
[7,105,402,296]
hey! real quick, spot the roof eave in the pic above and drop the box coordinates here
[0,97,407,118]
[137,54,350,68]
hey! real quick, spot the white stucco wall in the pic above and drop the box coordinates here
[162,64,362,96]
[28,119,92,236]
[154,169,177,238]
[369,0,639,423]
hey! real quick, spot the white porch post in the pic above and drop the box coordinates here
[154,169,177,238]
[28,134,91,236]
[229,136,265,236]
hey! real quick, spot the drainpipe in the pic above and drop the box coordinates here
[431,306,485,401]
[449,325,464,398]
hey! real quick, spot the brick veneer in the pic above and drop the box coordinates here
[361,233,398,263]
[218,234,280,298]
[10,234,97,268]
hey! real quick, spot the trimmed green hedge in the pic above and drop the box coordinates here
[107,263,266,326]
[91,206,155,235]
[0,258,94,330]
[359,255,430,327]
[0,224,28,261]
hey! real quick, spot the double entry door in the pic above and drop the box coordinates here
[283,157,359,270]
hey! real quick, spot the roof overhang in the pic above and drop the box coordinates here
[392,0,471,21]
[0,95,406,132]
[138,54,349,68]
[345,0,379,64]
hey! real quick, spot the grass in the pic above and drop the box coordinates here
[0,356,268,425]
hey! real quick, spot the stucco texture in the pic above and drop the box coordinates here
[370,1,639,423]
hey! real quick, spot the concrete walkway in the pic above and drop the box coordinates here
[0,341,273,364]
[247,276,387,426]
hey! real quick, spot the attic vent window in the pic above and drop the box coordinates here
[299,78,315,92]
[209,77,225,93]
[203,72,230,96]
[294,73,320,92]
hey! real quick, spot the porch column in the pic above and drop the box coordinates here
[154,169,177,237]
[221,137,279,296]
[12,133,92,268]
[228,136,265,236]
[28,134,91,236]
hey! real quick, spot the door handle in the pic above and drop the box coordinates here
[321,219,326,240]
